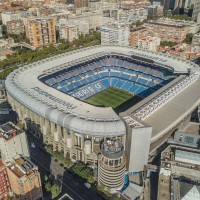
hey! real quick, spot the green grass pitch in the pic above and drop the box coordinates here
[85,87,134,108]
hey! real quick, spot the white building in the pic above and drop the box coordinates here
[138,36,161,52]
[59,18,90,35]
[59,24,78,42]
[1,12,21,25]
[59,11,114,35]
[119,8,148,23]
[192,32,200,52]
[101,23,130,46]
[192,0,200,21]
[0,122,29,163]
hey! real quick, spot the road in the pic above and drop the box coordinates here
[27,133,107,200]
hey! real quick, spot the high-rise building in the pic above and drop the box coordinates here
[101,22,130,47]
[26,18,56,48]
[192,0,200,21]
[0,122,30,163]
[6,155,43,200]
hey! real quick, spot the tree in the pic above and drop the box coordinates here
[51,184,60,198]
[160,41,178,47]
[87,176,95,184]
[44,175,49,182]
[45,182,52,192]
[1,25,7,38]
[183,33,193,44]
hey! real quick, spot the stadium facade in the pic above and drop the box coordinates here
[5,46,200,192]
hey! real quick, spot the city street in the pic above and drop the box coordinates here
[27,133,107,200]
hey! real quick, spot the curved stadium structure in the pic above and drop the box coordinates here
[5,46,200,192]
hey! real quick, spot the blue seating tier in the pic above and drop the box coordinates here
[42,56,175,100]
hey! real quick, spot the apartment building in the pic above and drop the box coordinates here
[144,20,187,43]
[158,142,200,199]
[6,20,24,35]
[129,27,149,47]
[0,122,29,163]
[6,155,43,200]
[157,43,200,60]
[1,12,21,25]
[0,161,11,199]
[74,0,89,9]
[192,32,200,50]
[59,25,78,42]
[26,18,56,48]
[138,36,161,52]
[101,23,130,46]
[192,0,200,21]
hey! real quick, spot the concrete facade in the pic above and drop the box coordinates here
[126,126,152,172]
[0,122,30,163]
[26,18,56,48]
[98,140,126,192]
[101,23,130,46]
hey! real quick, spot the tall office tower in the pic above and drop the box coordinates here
[26,18,56,48]
[192,0,200,21]
[0,122,30,163]
[6,155,43,200]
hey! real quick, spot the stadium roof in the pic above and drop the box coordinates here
[5,45,200,138]
[144,78,200,143]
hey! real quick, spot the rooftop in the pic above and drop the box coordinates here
[9,155,36,179]
[0,122,22,140]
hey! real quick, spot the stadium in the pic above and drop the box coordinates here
[5,46,200,192]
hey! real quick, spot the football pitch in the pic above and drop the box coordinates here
[86,87,134,108]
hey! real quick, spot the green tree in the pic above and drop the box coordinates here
[51,184,61,198]
[45,182,52,192]
[87,175,95,184]
[160,41,178,47]
[44,175,49,182]
[183,33,193,44]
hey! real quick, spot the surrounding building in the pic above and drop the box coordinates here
[0,122,29,163]
[26,18,56,48]
[158,143,200,199]
[6,20,24,35]
[129,27,149,47]
[6,155,43,200]
[1,12,21,25]
[59,11,114,34]
[119,8,148,22]
[59,24,78,42]
[192,0,200,21]
[101,23,130,46]
[0,161,11,199]
[74,0,89,9]
[138,36,161,52]
[192,32,200,51]
[144,19,191,42]
[157,43,200,60]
